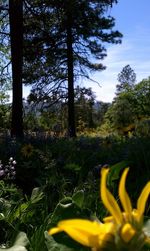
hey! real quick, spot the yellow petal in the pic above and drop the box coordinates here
[64,224,114,247]
[60,226,100,247]
[131,209,140,223]
[119,168,132,221]
[101,168,123,225]
[49,227,62,235]
[48,219,114,248]
[103,215,114,223]
[137,181,150,221]
[49,219,102,247]
[58,219,103,235]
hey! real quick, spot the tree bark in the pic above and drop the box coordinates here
[9,0,23,138]
[66,6,76,137]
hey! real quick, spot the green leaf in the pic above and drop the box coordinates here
[64,164,81,172]
[45,232,75,251]
[50,197,74,225]
[0,232,29,251]
[107,161,128,187]
[30,224,48,251]
[13,203,29,220]
[143,219,150,240]
[30,187,44,203]
[72,190,84,208]
[0,213,5,220]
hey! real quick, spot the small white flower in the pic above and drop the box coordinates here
[0,170,4,176]
[12,171,16,176]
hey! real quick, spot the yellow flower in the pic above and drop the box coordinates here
[49,168,150,250]
[21,144,34,157]
[101,167,150,245]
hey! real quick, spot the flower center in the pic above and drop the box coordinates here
[121,223,136,243]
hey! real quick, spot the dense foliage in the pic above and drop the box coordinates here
[105,76,150,135]
[0,134,150,250]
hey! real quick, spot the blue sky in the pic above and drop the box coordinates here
[23,0,150,103]
[83,0,150,102]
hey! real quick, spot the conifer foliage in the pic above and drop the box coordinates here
[116,65,136,94]
[24,0,122,136]
[0,0,122,137]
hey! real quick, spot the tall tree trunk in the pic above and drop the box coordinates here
[66,7,76,137]
[9,0,23,138]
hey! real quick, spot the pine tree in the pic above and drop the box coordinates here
[116,65,136,94]
[0,0,23,138]
[9,0,23,138]
[23,0,122,137]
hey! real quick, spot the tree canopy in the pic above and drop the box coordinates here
[116,64,136,94]
[23,0,122,136]
[0,0,123,137]
[105,76,150,135]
